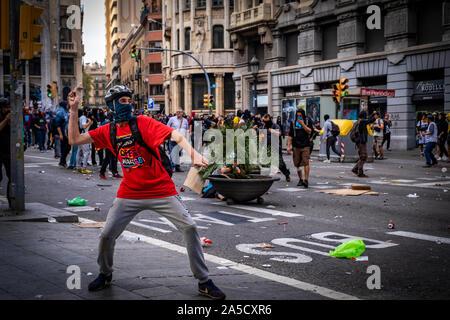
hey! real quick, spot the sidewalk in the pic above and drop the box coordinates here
[0,208,338,300]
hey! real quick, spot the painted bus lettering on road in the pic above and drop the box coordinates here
[236,232,398,264]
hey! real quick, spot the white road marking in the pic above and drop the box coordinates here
[63,206,96,212]
[236,243,313,263]
[217,211,276,223]
[213,203,303,218]
[24,155,55,160]
[270,239,331,257]
[277,188,306,192]
[77,218,357,300]
[25,162,59,168]
[129,221,173,233]
[311,232,398,249]
[179,196,195,201]
[386,231,450,244]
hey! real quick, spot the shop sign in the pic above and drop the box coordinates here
[414,80,443,95]
[360,88,395,97]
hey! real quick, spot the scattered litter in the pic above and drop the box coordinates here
[121,235,139,243]
[35,295,43,299]
[351,185,371,191]
[345,272,352,275]
[217,266,228,270]
[64,206,96,212]
[398,165,403,168]
[435,184,442,186]
[200,237,213,247]
[67,197,87,206]
[72,222,105,228]
[436,240,442,245]
[39,170,45,174]
[351,256,368,262]
[386,240,393,243]
[316,189,379,196]
[57,202,63,205]
[277,222,288,232]
[334,216,343,219]
[243,256,250,258]
[47,217,57,223]
[316,182,329,185]
[97,184,112,187]
[266,205,276,209]
[95,203,105,206]
[444,190,448,193]
[388,221,395,229]
[180,187,185,192]
[262,264,272,268]
[329,239,366,259]
[406,193,419,198]
[86,272,93,276]
[260,226,267,229]
[256,243,275,248]
[94,206,101,211]
[235,235,240,237]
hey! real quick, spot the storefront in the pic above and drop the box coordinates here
[360,88,395,117]
[412,79,444,117]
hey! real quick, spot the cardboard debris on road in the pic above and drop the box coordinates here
[256,243,275,248]
[315,188,379,196]
[183,167,204,195]
[72,222,105,228]
[351,185,371,191]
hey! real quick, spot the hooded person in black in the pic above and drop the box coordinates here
[351,110,376,177]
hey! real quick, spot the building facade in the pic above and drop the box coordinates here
[0,0,84,109]
[230,0,450,150]
[162,0,236,116]
[105,0,142,88]
[84,63,107,108]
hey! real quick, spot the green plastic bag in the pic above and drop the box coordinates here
[329,239,366,259]
[67,197,86,206]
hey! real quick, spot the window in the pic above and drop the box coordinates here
[322,23,338,60]
[177,29,180,50]
[285,32,298,66]
[149,63,162,74]
[185,0,191,10]
[224,74,235,110]
[212,25,224,49]
[149,41,162,48]
[61,58,74,75]
[150,85,164,95]
[416,0,442,45]
[60,15,72,42]
[197,0,206,8]
[185,27,191,51]
[149,19,162,31]
[212,0,223,7]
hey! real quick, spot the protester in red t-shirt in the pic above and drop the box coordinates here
[67,85,226,300]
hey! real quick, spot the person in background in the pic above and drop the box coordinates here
[310,120,322,155]
[371,111,384,160]
[167,109,189,172]
[352,111,376,178]
[56,101,70,167]
[322,114,343,163]
[23,107,33,148]
[383,113,392,151]
[437,112,448,161]
[422,114,438,168]
[0,98,12,207]
[417,113,428,157]
[76,109,93,174]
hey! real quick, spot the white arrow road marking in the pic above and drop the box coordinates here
[235,243,313,263]
[77,218,358,300]
[271,238,334,257]
[129,221,173,233]
[217,211,276,223]
[386,231,450,244]
[213,203,302,218]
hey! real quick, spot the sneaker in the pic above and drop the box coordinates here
[67,165,75,170]
[340,155,345,163]
[58,164,66,168]
[285,175,291,182]
[99,173,107,180]
[437,157,442,161]
[88,273,112,292]
[113,173,123,178]
[422,164,432,168]
[303,180,308,188]
[351,168,358,175]
[198,279,226,300]
[82,169,93,174]
[323,159,331,163]
[77,168,84,173]
[358,174,369,178]
[297,179,304,187]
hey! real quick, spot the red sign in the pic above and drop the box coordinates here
[360,88,395,97]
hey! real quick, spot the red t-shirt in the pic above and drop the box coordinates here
[89,116,177,199]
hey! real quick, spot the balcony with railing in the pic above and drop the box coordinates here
[230,3,275,31]
[60,42,77,53]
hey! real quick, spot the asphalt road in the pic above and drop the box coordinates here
[3,147,450,300]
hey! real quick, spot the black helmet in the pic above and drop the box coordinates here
[104,85,133,104]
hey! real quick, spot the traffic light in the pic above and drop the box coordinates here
[332,83,340,104]
[203,94,209,108]
[47,84,52,98]
[339,77,349,98]
[130,45,137,59]
[51,82,57,99]
[208,94,214,108]
[0,0,10,51]
[332,78,349,104]
[19,4,44,60]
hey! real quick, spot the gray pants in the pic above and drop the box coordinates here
[76,143,91,169]
[98,195,209,283]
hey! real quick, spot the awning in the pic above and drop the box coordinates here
[412,93,444,102]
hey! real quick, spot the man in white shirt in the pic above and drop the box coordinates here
[167,109,189,172]
[371,111,384,160]
[76,109,93,174]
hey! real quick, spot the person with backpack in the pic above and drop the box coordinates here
[370,111,384,160]
[67,85,226,300]
[382,113,392,151]
[322,114,344,163]
[350,110,376,177]
[422,113,438,168]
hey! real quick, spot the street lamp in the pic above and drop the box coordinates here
[250,56,259,115]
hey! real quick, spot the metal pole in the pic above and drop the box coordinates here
[56,0,61,105]
[253,75,258,115]
[136,47,212,114]
[25,60,30,108]
[9,0,25,212]
[339,98,344,119]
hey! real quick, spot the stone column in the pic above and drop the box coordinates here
[297,22,321,66]
[386,56,415,150]
[206,0,212,32]
[179,0,184,51]
[224,0,230,49]
[384,1,416,51]
[337,12,365,59]
[443,1,450,41]
[445,51,450,114]
[184,75,192,115]
[164,83,170,115]
[173,76,182,113]
[215,73,225,116]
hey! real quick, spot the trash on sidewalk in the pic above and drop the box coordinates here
[329,239,366,259]
[200,237,213,247]
[94,206,101,211]
[183,167,204,195]
[388,221,395,229]
[86,272,93,276]
[406,193,419,198]
[39,170,45,174]
[217,266,228,270]
[316,182,329,185]
[95,202,105,206]
[256,243,275,249]
[35,295,43,299]
[67,197,87,206]
[436,240,442,245]
[180,187,185,192]
[266,205,276,209]
[262,264,272,268]
[351,256,368,262]
[277,222,288,232]
[72,221,105,228]
[97,184,112,187]
[47,217,57,223]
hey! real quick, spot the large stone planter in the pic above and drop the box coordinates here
[207,175,280,205]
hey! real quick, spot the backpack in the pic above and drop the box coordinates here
[349,120,360,144]
[331,121,340,137]
[109,117,173,178]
